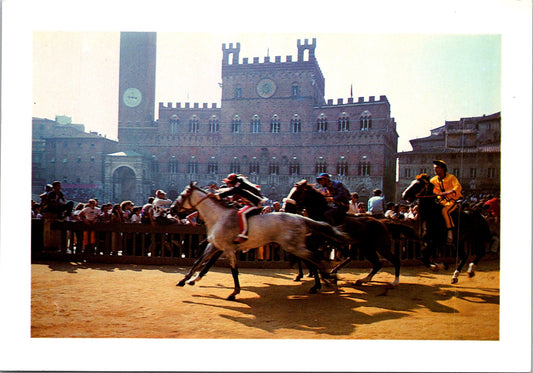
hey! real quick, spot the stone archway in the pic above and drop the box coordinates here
[112,166,136,202]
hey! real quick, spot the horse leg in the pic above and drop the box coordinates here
[467,240,488,278]
[376,246,401,287]
[304,260,322,294]
[355,248,382,285]
[226,266,241,301]
[177,242,216,286]
[330,257,352,274]
[294,259,304,281]
[188,250,223,285]
[451,242,468,284]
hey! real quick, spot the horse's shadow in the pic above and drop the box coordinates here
[181,273,499,337]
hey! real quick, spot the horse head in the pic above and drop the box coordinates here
[171,181,202,213]
[283,179,329,220]
[282,179,306,213]
[402,173,432,203]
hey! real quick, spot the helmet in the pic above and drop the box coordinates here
[433,160,448,172]
[316,172,330,181]
[223,173,238,184]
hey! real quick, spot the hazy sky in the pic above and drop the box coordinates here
[32,32,501,151]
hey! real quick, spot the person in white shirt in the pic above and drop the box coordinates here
[152,190,173,225]
[367,189,386,218]
[79,199,101,253]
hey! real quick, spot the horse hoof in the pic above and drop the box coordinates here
[226,294,236,301]
[176,280,186,287]
[429,264,438,272]
[468,271,475,278]
[451,277,458,284]
[309,287,318,294]
[294,275,303,282]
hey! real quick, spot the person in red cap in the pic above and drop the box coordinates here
[210,173,267,244]
[430,160,463,244]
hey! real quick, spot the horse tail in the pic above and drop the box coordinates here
[303,217,350,243]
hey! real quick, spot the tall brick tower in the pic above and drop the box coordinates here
[118,32,157,141]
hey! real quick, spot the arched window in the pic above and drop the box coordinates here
[251,114,261,133]
[316,156,327,174]
[188,156,198,174]
[291,114,301,133]
[359,156,370,176]
[151,155,159,173]
[207,157,218,174]
[168,156,178,173]
[337,156,348,176]
[249,157,260,174]
[292,82,299,97]
[169,115,180,133]
[338,112,349,131]
[189,115,199,133]
[289,156,300,175]
[317,113,328,132]
[269,157,279,175]
[230,157,240,174]
[360,111,372,131]
[232,115,241,133]
[270,114,281,133]
[209,115,219,133]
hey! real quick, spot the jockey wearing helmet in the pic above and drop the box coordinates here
[430,160,463,244]
[211,173,268,244]
[315,173,350,225]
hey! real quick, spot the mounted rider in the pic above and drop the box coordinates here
[210,173,268,244]
[315,173,350,225]
[430,160,463,244]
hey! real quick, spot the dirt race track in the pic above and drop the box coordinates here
[31,258,499,340]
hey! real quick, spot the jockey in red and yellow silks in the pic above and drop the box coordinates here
[430,160,462,244]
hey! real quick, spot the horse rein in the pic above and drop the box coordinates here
[175,187,211,211]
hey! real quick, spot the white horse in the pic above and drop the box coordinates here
[172,182,349,300]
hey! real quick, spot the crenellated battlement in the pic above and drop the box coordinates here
[221,38,317,67]
[159,102,218,109]
[323,95,389,106]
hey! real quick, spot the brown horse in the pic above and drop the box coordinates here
[402,174,491,283]
[284,180,409,287]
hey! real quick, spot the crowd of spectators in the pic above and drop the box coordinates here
[32,180,500,256]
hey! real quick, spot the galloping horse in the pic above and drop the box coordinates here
[172,182,349,300]
[402,174,491,283]
[284,180,407,287]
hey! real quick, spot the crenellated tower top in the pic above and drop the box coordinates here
[222,42,241,65]
[297,38,316,62]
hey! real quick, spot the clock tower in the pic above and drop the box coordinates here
[118,32,157,138]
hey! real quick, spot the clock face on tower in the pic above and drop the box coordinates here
[256,78,276,98]
[123,88,142,108]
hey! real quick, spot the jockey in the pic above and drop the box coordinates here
[211,173,268,244]
[315,173,350,225]
[430,160,463,244]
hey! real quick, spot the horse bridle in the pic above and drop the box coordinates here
[174,186,211,212]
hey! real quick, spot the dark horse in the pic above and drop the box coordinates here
[284,180,412,287]
[402,174,491,283]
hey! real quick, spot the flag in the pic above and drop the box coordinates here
[350,84,353,98]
